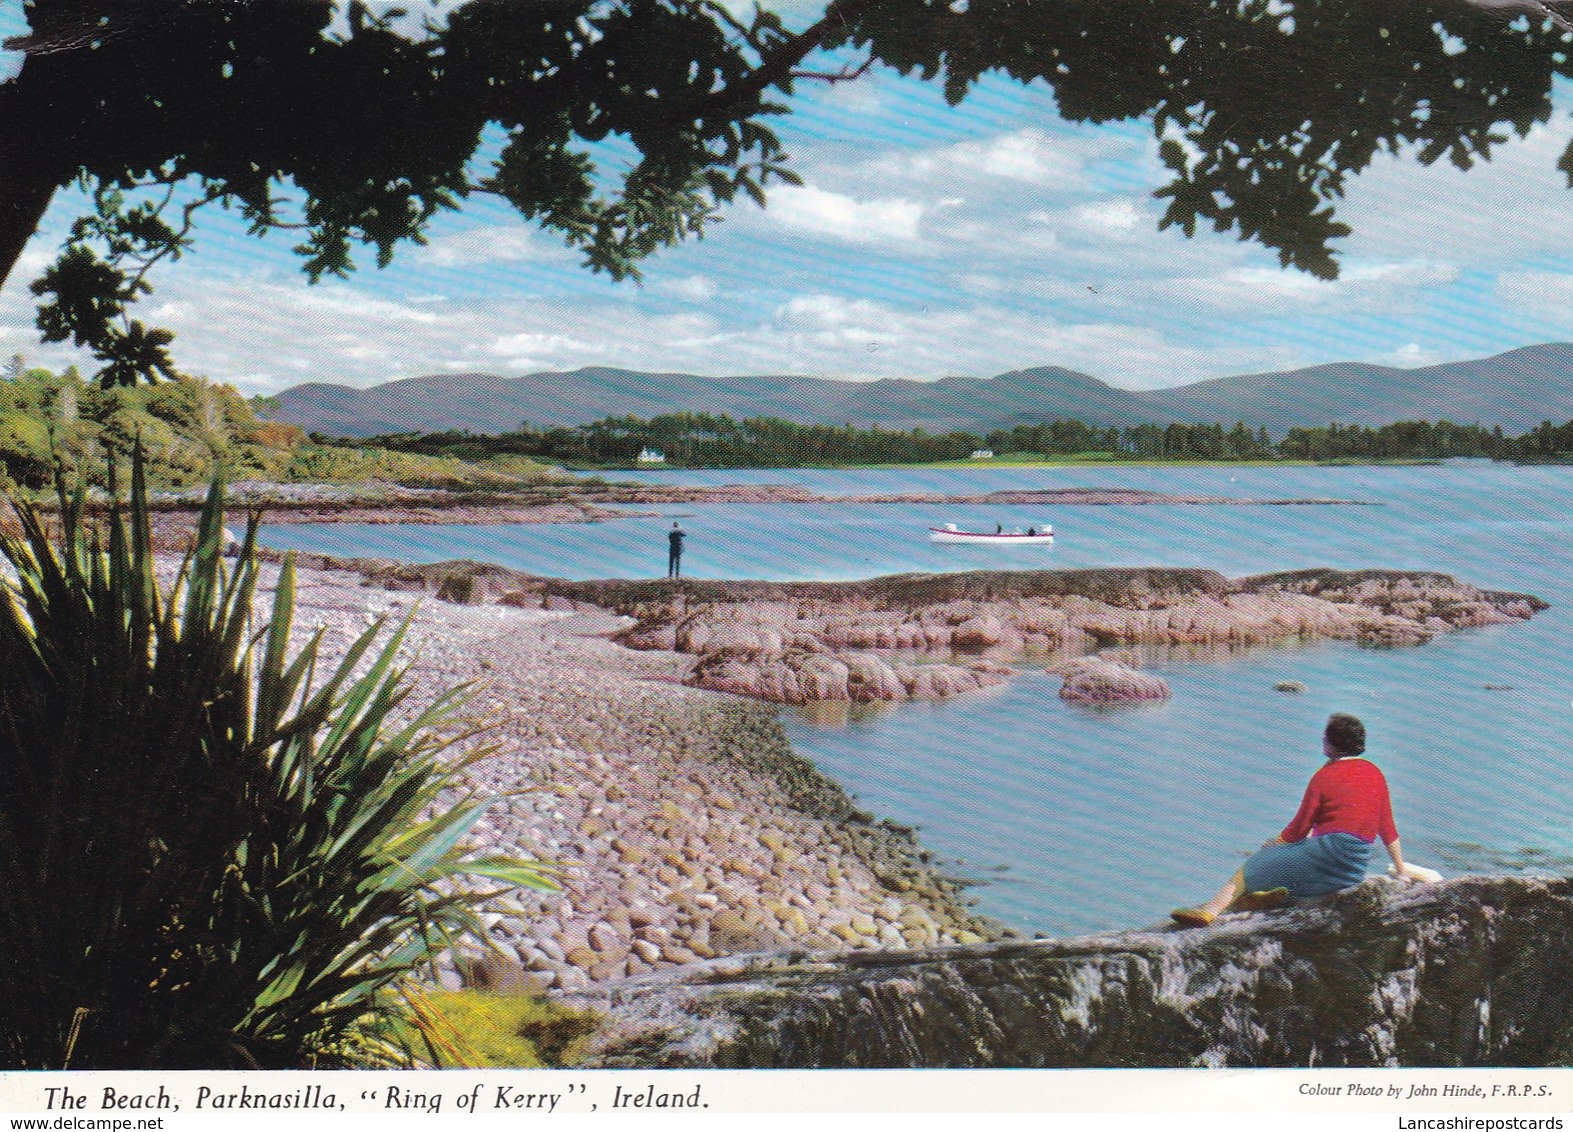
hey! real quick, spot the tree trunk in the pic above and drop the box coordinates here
[0,66,69,296]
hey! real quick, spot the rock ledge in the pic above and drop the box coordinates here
[574,876,1573,1068]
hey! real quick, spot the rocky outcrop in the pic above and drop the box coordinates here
[1054,656,1171,703]
[686,645,1013,704]
[575,876,1573,1068]
[262,562,1545,708]
[546,568,1546,705]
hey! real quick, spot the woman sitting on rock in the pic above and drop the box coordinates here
[1172,713,1422,927]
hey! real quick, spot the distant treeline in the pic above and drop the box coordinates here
[340,412,1573,466]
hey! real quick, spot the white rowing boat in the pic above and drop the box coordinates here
[929,523,1054,544]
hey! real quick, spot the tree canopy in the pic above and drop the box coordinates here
[4,0,1573,385]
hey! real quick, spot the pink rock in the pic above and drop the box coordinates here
[619,625,678,650]
[1056,657,1172,703]
[952,613,1006,649]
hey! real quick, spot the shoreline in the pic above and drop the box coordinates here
[108,467,1549,997]
[120,481,1378,528]
[265,559,1008,1000]
[257,549,1548,1001]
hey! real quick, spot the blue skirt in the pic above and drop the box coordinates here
[1243,832,1372,897]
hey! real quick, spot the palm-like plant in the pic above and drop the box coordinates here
[0,451,552,1068]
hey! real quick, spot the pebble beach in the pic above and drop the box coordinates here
[270,561,1004,996]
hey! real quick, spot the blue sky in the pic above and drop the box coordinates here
[6,1,1573,396]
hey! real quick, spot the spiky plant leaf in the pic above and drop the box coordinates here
[0,450,554,1069]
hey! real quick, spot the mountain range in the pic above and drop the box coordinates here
[269,343,1573,438]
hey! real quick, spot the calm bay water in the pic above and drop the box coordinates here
[264,463,1573,937]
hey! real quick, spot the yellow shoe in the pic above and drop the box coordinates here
[1231,887,1290,913]
[1170,907,1215,928]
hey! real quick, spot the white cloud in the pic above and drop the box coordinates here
[889,128,1102,188]
[748,126,1135,262]
[1150,260,1459,316]
[1377,343,1446,368]
[763,184,926,244]
[658,275,719,303]
[1342,261,1461,288]
[488,330,605,369]
[1496,269,1573,324]
[1339,120,1573,264]
[11,245,53,280]
[737,292,1293,387]
[1072,199,1146,235]
[0,250,1310,394]
[1163,267,1331,309]
[417,225,552,268]
[771,295,910,353]
[923,214,1058,259]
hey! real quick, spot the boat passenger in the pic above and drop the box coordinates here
[1170,713,1431,927]
[1027,526,1036,536]
[996,524,1003,534]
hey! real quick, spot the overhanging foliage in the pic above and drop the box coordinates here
[5,0,1573,384]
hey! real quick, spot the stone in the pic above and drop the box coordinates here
[457,953,533,993]
[628,905,662,929]
[565,946,599,970]
[588,921,625,953]
[554,966,589,993]
[1274,680,1308,693]
[710,910,751,937]
[951,613,1008,650]
[1055,656,1171,704]
[536,935,567,963]
[898,907,936,930]
[571,877,1573,1069]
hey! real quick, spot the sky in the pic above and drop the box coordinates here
[6,1,1573,397]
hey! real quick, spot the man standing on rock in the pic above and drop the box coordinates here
[667,521,686,579]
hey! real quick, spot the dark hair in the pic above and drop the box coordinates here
[1324,713,1366,757]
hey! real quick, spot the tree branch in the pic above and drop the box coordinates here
[700,0,890,114]
[791,56,875,83]
[0,69,70,295]
[116,184,225,310]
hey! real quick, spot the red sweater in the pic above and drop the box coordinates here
[1280,757,1399,846]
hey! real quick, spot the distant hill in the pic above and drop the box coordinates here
[271,344,1573,438]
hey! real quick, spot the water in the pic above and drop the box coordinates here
[263,463,1573,937]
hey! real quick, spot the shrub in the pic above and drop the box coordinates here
[238,420,308,450]
[0,452,554,1068]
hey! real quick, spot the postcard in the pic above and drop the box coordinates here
[2,0,1572,1123]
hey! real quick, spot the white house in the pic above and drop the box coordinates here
[636,447,667,463]
[970,449,995,460]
